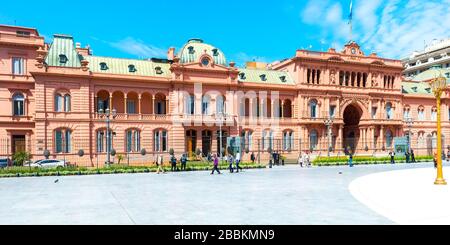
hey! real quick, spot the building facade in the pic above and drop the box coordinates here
[1,24,449,166]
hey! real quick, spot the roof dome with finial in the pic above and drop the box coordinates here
[178,38,227,66]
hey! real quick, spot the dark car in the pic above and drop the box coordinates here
[0,158,12,168]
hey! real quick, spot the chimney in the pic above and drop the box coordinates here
[76,42,81,48]
[167,47,175,61]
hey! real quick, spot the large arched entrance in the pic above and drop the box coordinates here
[343,104,362,154]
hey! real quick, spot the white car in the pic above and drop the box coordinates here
[28,159,67,169]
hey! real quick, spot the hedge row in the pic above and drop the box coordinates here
[313,155,433,164]
[314,159,432,167]
[0,163,265,178]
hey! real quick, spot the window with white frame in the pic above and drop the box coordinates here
[96,130,113,153]
[126,129,140,152]
[55,129,71,153]
[386,130,393,148]
[309,130,318,150]
[55,92,71,112]
[12,57,25,75]
[431,107,437,121]
[185,94,195,115]
[154,129,168,152]
[418,106,425,121]
[12,93,25,116]
[283,131,294,151]
[241,130,253,151]
[310,100,318,118]
[386,103,393,120]
[262,129,273,151]
[202,95,210,115]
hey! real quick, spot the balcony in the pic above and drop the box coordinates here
[94,113,170,122]
[0,32,44,47]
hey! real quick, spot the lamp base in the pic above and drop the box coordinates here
[434,178,448,185]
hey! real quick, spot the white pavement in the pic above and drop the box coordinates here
[350,166,450,225]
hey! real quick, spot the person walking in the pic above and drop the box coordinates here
[228,154,234,173]
[389,151,395,164]
[405,151,410,164]
[211,154,221,175]
[348,153,354,168]
[433,152,438,169]
[411,149,416,163]
[447,149,450,164]
[306,152,311,168]
[235,151,243,173]
[180,153,187,171]
[156,154,165,174]
[298,153,303,167]
[250,152,255,164]
[170,154,177,172]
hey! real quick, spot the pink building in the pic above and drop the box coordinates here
[1,24,449,166]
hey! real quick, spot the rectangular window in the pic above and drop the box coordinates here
[97,131,104,153]
[162,131,168,152]
[13,100,24,116]
[127,131,133,152]
[329,106,336,118]
[12,57,24,75]
[431,110,437,121]
[372,107,377,119]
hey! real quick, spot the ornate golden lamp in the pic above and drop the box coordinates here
[429,73,449,185]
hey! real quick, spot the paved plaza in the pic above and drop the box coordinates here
[0,163,440,225]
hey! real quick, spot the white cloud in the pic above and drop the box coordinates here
[109,37,168,59]
[300,0,450,59]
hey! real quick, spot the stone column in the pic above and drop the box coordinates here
[152,95,155,115]
[124,95,128,115]
[380,126,385,149]
[138,94,142,119]
[281,100,285,119]
[109,92,113,111]
[339,125,344,150]
[166,98,169,115]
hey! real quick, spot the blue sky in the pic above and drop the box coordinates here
[1,0,449,66]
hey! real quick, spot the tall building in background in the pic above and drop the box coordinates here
[402,38,450,80]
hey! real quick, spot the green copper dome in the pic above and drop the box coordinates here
[178,38,227,66]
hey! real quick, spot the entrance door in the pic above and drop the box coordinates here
[343,104,362,154]
[186,130,197,157]
[202,130,212,157]
[12,135,26,154]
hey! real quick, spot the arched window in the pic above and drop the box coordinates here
[432,131,437,149]
[55,128,71,153]
[418,106,425,121]
[309,99,318,118]
[55,92,71,112]
[12,93,25,116]
[403,106,410,119]
[283,131,294,151]
[202,95,211,115]
[431,107,437,121]
[386,102,393,120]
[386,130,393,148]
[126,129,141,152]
[262,129,273,151]
[309,130,318,150]
[241,130,253,151]
[154,129,168,152]
[96,129,113,153]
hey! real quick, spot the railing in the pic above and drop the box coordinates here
[0,32,44,46]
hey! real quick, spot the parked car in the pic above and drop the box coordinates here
[28,159,68,169]
[0,158,12,168]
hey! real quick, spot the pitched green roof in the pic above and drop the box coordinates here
[178,39,227,66]
[402,81,433,95]
[45,34,82,67]
[84,56,171,78]
[411,66,450,83]
[238,68,295,85]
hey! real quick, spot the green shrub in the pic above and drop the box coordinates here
[12,151,31,166]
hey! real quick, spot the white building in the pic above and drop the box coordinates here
[402,38,450,80]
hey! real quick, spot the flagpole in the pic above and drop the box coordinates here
[349,0,353,42]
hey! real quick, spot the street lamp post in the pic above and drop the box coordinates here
[429,74,448,185]
[324,117,334,157]
[216,112,228,165]
[98,108,117,166]
[406,117,414,153]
